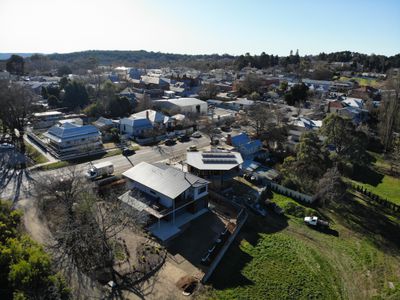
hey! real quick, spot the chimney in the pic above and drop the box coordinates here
[226,134,232,145]
[146,110,149,120]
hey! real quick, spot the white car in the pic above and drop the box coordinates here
[191,132,202,138]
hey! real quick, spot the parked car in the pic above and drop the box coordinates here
[165,139,176,146]
[187,145,198,152]
[178,135,190,142]
[213,128,222,134]
[191,131,202,138]
[122,147,135,156]
[231,123,241,129]
[220,125,232,132]
[304,216,329,228]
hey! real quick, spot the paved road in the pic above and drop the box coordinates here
[1,136,210,200]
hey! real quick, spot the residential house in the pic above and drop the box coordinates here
[169,81,189,97]
[32,111,65,129]
[325,100,345,113]
[153,98,208,115]
[290,117,322,132]
[224,98,254,111]
[186,150,243,190]
[341,97,364,109]
[119,87,136,104]
[337,106,369,125]
[120,109,172,137]
[229,133,263,158]
[119,162,209,242]
[43,122,103,159]
[141,75,170,90]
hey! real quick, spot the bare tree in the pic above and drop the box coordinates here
[33,168,148,284]
[313,166,347,207]
[379,73,400,152]
[0,81,34,159]
[135,93,153,112]
[390,136,400,175]
[198,117,218,144]
[0,81,35,200]
[248,103,273,136]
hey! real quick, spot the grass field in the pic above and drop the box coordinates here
[345,152,400,205]
[347,175,400,205]
[209,192,400,300]
[338,76,381,88]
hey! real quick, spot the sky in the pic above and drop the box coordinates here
[0,0,399,56]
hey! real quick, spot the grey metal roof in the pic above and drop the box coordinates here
[44,122,100,142]
[122,162,209,200]
[155,97,206,107]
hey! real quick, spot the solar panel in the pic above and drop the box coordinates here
[202,158,238,164]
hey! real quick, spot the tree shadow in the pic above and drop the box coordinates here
[208,213,289,290]
[307,225,339,237]
[0,150,34,203]
[350,165,384,187]
[207,232,255,290]
[336,193,400,251]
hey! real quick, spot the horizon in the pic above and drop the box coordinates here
[1,48,399,59]
[1,0,399,57]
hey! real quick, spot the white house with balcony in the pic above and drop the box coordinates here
[119,162,209,242]
[43,122,104,159]
[120,109,173,138]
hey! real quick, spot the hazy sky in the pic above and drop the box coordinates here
[1,0,399,56]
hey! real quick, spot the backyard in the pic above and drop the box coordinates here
[345,152,400,205]
[208,192,400,300]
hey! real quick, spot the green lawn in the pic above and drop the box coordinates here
[348,175,400,205]
[25,142,48,165]
[209,193,400,300]
[345,152,400,205]
[35,148,125,171]
[37,161,70,171]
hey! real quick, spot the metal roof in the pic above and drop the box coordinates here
[122,162,208,200]
[187,150,243,171]
[155,97,206,107]
[44,122,100,142]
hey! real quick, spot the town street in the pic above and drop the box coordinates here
[1,136,211,201]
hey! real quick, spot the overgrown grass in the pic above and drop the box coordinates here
[209,192,400,300]
[271,192,317,218]
[212,232,341,300]
[25,142,48,165]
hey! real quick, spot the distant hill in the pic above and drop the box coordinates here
[46,50,236,69]
[47,50,236,69]
[0,53,35,60]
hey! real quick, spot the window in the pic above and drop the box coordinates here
[198,186,207,194]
